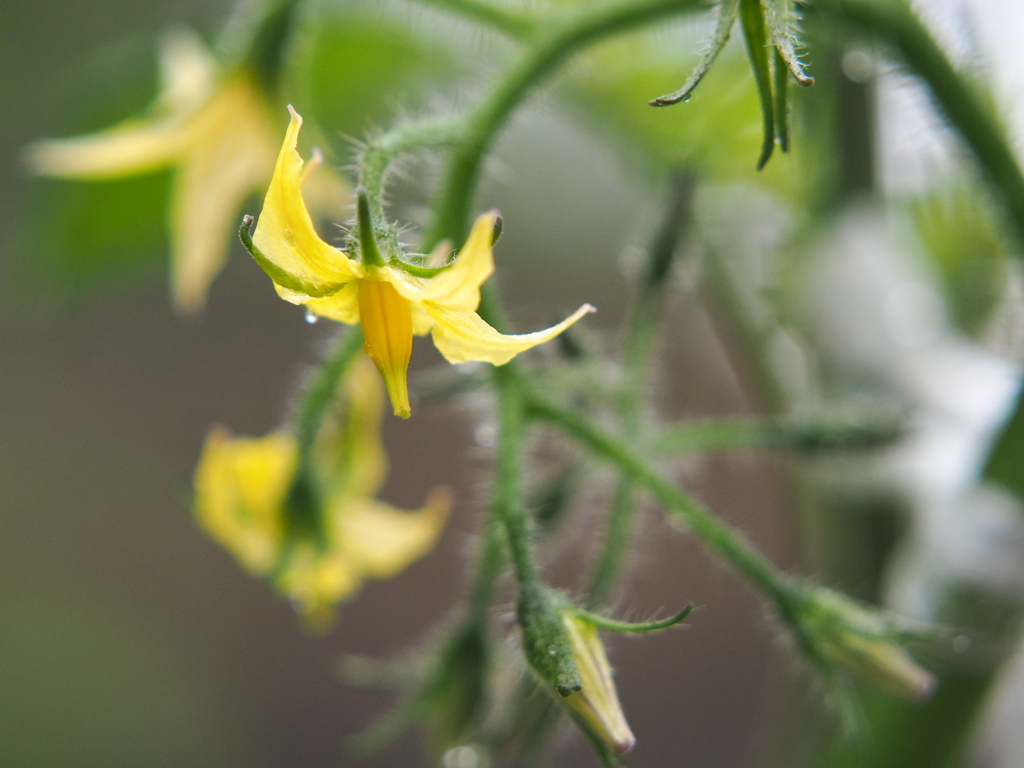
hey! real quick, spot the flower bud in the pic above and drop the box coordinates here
[817,630,936,700]
[792,586,936,701]
[559,612,636,755]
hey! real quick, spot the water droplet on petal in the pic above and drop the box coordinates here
[305,309,318,325]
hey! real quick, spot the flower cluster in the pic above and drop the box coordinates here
[194,357,449,626]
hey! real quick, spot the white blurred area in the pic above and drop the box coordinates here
[879,0,1024,195]
[819,1,1024,763]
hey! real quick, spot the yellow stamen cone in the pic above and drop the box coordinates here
[359,279,414,418]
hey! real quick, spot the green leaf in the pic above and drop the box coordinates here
[761,0,814,86]
[912,185,1012,337]
[739,0,776,170]
[983,387,1024,501]
[649,0,740,107]
[24,173,170,301]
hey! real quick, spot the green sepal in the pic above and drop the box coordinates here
[773,46,790,152]
[356,187,386,268]
[387,257,454,278]
[650,0,741,107]
[739,0,776,170]
[238,215,348,298]
[574,604,693,635]
[518,584,581,697]
[762,0,814,87]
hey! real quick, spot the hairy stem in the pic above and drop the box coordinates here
[407,0,536,38]
[425,0,705,248]
[527,393,794,604]
[293,327,365,458]
[587,175,694,606]
[492,364,542,589]
[358,119,464,222]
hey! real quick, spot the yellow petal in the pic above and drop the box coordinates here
[193,427,297,574]
[275,543,362,621]
[338,357,388,497]
[23,30,214,178]
[252,106,362,297]
[335,488,451,579]
[427,302,595,365]
[359,278,413,419]
[25,116,187,178]
[156,27,217,114]
[389,211,498,309]
[170,78,279,313]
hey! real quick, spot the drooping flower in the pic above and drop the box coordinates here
[25,28,348,314]
[243,107,595,418]
[193,357,449,626]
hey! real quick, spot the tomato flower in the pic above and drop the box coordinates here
[244,107,594,418]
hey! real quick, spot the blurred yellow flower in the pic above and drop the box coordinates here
[25,29,347,314]
[193,358,449,626]
[246,107,594,418]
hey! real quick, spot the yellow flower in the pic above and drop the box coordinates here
[245,107,595,418]
[25,29,347,314]
[193,358,449,626]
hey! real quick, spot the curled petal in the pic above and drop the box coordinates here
[427,302,595,365]
[392,211,498,309]
[171,78,279,313]
[24,118,187,178]
[335,488,451,579]
[252,106,362,296]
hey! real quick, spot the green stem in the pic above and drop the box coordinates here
[358,119,464,221]
[492,365,541,588]
[650,414,904,456]
[425,0,705,248]
[406,0,536,38]
[282,327,365,543]
[467,508,507,624]
[526,393,794,604]
[587,175,694,606]
[293,328,365,458]
[818,0,1024,246]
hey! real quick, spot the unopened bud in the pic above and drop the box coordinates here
[560,612,636,755]
[818,631,936,700]
[795,587,937,701]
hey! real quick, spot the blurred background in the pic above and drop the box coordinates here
[3,0,1024,766]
